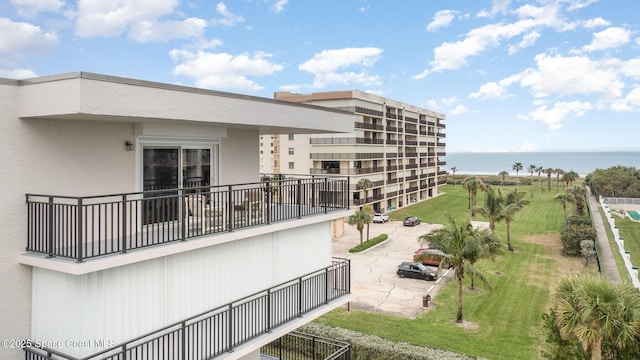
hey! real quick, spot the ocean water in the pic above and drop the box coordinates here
[444,152,640,176]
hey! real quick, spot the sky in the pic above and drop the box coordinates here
[1,0,639,153]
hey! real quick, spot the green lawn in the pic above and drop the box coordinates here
[318,184,599,360]
[616,216,640,267]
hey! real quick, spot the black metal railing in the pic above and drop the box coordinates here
[262,331,351,360]
[26,177,349,262]
[24,259,351,360]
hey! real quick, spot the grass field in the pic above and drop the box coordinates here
[317,184,600,360]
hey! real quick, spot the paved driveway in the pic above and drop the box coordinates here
[333,220,453,319]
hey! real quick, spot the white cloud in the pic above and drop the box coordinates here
[519,53,624,100]
[299,47,383,89]
[170,49,283,92]
[582,27,631,52]
[441,97,459,106]
[450,105,469,116]
[470,82,508,100]
[271,0,288,14]
[524,100,593,130]
[129,17,206,42]
[415,1,584,79]
[470,74,520,100]
[426,10,456,32]
[74,0,200,41]
[610,86,640,112]
[0,68,37,79]
[566,0,600,11]
[0,18,58,65]
[211,2,245,27]
[10,0,63,17]
[508,31,540,54]
[583,17,610,28]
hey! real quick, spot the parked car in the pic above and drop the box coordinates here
[413,248,454,268]
[396,262,437,281]
[372,213,389,223]
[403,216,421,226]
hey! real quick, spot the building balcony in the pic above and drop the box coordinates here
[24,258,351,360]
[262,332,351,360]
[354,122,383,131]
[25,177,349,263]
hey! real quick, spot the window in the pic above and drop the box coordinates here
[288,162,294,169]
[260,150,263,154]
[288,148,294,155]
[288,134,294,140]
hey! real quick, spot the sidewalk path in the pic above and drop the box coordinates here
[587,188,622,284]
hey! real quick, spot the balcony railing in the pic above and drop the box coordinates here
[261,332,351,360]
[24,258,351,360]
[26,176,349,262]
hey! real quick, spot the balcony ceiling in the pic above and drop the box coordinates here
[14,72,354,135]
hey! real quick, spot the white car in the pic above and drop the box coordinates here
[372,213,389,223]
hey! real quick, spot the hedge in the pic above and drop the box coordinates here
[349,233,388,253]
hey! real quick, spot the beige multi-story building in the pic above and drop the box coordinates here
[268,90,447,213]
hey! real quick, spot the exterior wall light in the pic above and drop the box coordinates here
[125,141,135,151]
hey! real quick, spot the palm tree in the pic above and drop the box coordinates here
[512,162,523,189]
[357,178,373,207]
[502,188,530,252]
[536,166,544,197]
[474,186,503,232]
[554,274,640,360]
[555,168,564,191]
[348,208,372,244]
[498,171,509,181]
[545,168,554,191]
[418,216,503,323]
[363,205,374,241]
[462,177,485,217]
[450,166,458,186]
[554,192,574,220]
[562,171,579,189]
[528,164,536,187]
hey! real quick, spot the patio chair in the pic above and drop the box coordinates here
[185,194,225,231]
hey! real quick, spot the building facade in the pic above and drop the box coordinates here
[1,73,353,360]
[269,90,447,213]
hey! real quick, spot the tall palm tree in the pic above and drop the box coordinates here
[555,168,564,191]
[528,164,536,187]
[502,188,530,252]
[474,186,503,232]
[450,166,458,186]
[545,168,554,191]
[512,162,523,189]
[363,205,374,241]
[536,166,544,197]
[555,274,640,360]
[462,177,485,217]
[498,171,509,181]
[418,216,503,323]
[554,192,574,219]
[357,178,372,207]
[348,208,372,244]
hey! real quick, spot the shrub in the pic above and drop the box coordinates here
[560,216,596,256]
[349,233,388,253]
[301,322,480,360]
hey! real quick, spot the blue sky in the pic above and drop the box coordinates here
[2,0,639,153]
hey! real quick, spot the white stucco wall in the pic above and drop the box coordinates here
[31,222,332,357]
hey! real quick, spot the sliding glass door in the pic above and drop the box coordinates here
[142,145,215,225]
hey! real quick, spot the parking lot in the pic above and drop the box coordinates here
[333,220,453,319]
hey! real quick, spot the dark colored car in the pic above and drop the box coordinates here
[414,248,454,268]
[396,262,437,281]
[403,216,421,226]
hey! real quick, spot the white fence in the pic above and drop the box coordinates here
[605,197,640,212]
[599,196,640,288]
